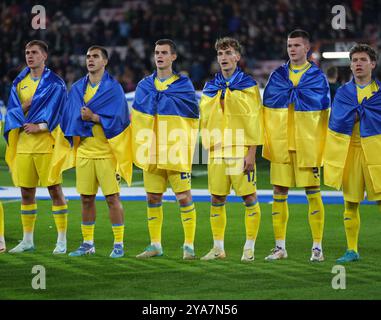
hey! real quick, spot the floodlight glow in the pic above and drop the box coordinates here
[322,52,350,59]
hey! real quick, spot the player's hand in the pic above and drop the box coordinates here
[23,123,40,134]
[243,146,256,174]
[81,106,94,121]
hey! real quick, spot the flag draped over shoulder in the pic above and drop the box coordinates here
[51,71,133,185]
[324,79,381,191]
[132,72,199,172]
[3,67,67,185]
[199,67,264,155]
[262,61,330,167]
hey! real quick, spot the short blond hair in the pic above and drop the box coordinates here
[215,37,242,54]
[25,40,48,54]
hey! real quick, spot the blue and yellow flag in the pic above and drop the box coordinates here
[199,67,263,158]
[51,71,133,185]
[4,67,67,185]
[262,61,330,167]
[324,79,381,191]
[132,72,199,172]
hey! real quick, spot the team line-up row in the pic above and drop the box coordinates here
[0,30,380,264]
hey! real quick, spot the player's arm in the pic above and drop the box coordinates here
[81,106,100,123]
[243,145,257,174]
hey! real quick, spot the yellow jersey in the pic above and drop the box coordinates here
[77,81,114,158]
[350,81,379,146]
[154,74,179,91]
[16,73,54,153]
[288,61,312,150]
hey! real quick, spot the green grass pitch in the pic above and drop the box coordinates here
[1,200,381,300]
[1,128,381,300]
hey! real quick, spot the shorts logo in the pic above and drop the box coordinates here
[180,172,191,180]
[312,167,320,179]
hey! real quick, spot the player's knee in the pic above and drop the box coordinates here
[147,193,163,204]
[105,193,122,209]
[242,193,257,205]
[21,187,36,204]
[211,194,226,204]
[48,184,65,203]
[176,191,192,205]
[81,195,95,208]
[274,185,288,195]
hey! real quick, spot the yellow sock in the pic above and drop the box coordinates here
[344,201,360,252]
[21,203,37,234]
[272,194,288,242]
[147,203,163,244]
[245,201,261,240]
[306,188,325,245]
[0,202,4,237]
[112,224,124,244]
[81,223,95,243]
[210,202,226,241]
[180,202,196,245]
[52,205,68,234]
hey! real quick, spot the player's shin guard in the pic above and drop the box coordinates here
[52,205,68,243]
[244,200,261,242]
[112,224,124,245]
[210,202,226,242]
[306,188,325,246]
[180,202,196,245]
[272,194,288,243]
[81,222,95,244]
[21,204,37,242]
[147,203,163,244]
[0,202,4,238]
[343,201,360,252]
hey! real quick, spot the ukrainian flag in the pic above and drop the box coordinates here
[262,61,330,167]
[324,79,381,191]
[50,71,133,185]
[199,67,264,157]
[4,67,67,186]
[132,72,199,172]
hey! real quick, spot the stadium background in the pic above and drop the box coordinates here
[1,0,381,301]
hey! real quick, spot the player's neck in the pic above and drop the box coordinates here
[290,58,308,67]
[30,65,44,79]
[157,68,173,80]
[89,69,104,85]
[355,74,372,87]
[222,67,236,80]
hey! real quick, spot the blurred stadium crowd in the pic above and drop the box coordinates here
[1,0,381,105]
